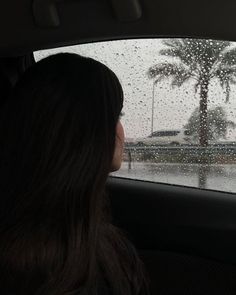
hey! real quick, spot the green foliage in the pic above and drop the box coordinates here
[184,106,236,141]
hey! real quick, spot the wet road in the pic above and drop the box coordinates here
[112,162,236,193]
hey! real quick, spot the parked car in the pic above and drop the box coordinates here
[136,129,192,145]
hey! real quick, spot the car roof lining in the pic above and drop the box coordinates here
[0,0,236,56]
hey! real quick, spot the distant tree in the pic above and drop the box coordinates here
[147,39,236,146]
[184,106,236,142]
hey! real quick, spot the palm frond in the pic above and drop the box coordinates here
[225,81,230,103]
[227,120,236,128]
[147,62,194,88]
[162,39,183,49]
[159,48,182,58]
[171,72,192,87]
[159,39,200,72]
[214,66,236,80]
[219,48,236,66]
[214,66,236,102]
[165,39,232,71]
[148,38,236,103]
[194,80,201,93]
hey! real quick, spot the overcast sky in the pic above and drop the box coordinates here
[35,39,236,140]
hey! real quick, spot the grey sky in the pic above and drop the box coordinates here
[35,39,236,140]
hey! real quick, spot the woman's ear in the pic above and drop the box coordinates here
[110,121,125,172]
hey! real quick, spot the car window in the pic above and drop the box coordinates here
[35,38,236,193]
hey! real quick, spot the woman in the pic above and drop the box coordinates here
[0,53,148,295]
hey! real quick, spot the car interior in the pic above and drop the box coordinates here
[1,0,236,294]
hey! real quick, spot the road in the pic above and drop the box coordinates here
[112,162,236,193]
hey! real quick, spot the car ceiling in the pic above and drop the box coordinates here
[0,0,236,57]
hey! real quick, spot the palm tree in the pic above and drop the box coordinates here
[147,39,236,146]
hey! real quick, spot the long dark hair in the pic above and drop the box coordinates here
[0,53,148,295]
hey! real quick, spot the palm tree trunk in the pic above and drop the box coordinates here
[151,81,155,135]
[198,79,209,189]
[198,165,208,189]
[199,81,209,147]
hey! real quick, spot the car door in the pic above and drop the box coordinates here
[108,177,236,295]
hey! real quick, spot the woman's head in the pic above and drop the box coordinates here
[15,53,122,179]
[1,52,124,210]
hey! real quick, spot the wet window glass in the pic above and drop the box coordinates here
[152,131,180,137]
[35,38,236,193]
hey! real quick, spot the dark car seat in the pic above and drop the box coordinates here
[0,55,35,106]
